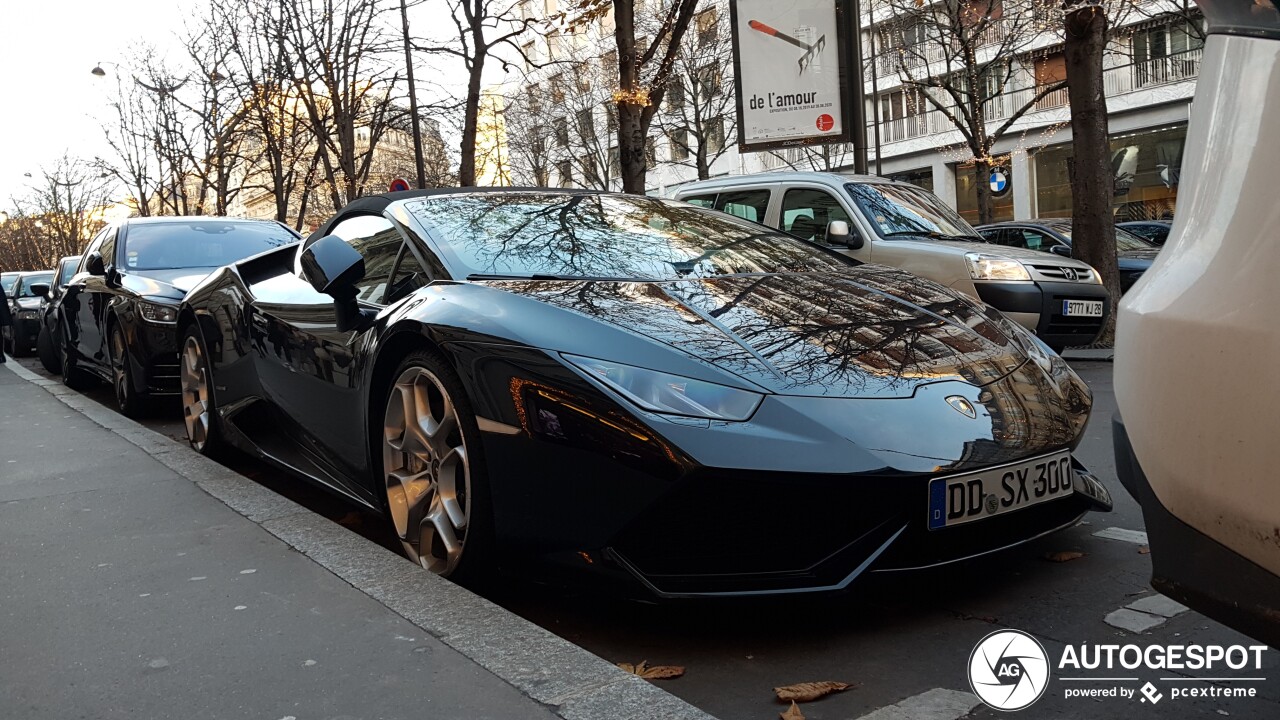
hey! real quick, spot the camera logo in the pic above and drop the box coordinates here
[968,629,1050,711]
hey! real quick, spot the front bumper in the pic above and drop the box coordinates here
[1113,415,1280,648]
[124,320,181,395]
[975,280,1110,348]
[14,316,40,349]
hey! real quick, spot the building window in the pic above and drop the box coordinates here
[695,64,721,98]
[609,147,620,179]
[557,160,572,188]
[605,103,617,133]
[667,80,685,111]
[554,117,569,148]
[582,155,601,187]
[549,73,566,103]
[669,127,689,161]
[522,41,537,70]
[706,116,725,154]
[886,168,935,193]
[527,84,542,115]
[574,63,592,93]
[956,162,1015,224]
[602,50,618,78]
[1132,20,1205,88]
[696,7,718,45]
[576,108,595,141]
[1034,124,1187,221]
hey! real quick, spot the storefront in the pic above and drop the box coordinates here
[1033,124,1187,221]
[956,162,1015,224]
[886,168,934,193]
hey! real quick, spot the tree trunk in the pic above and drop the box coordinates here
[973,159,993,225]
[1063,4,1121,344]
[459,53,485,187]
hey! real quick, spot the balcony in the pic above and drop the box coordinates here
[871,48,1202,148]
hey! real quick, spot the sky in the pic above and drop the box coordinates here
[0,0,476,204]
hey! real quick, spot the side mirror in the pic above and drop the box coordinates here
[1050,244,1071,257]
[299,235,371,332]
[29,283,50,299]
[85,252,105,276]
[826,220,865,250]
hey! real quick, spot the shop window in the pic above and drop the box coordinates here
[955,164,1014,224]
[1034,124,1186,221]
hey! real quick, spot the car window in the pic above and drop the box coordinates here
[1021,229,1059,251]
[682,194,717,208]
[780,189,852,245]
[99,228,118,268]
[327,215,403,305]
[714,190,770,223]
[978,228,1005,244]
[385,244,432,305]
[16,273,54,297]
[1,274,17,294]
[56,257,78,287]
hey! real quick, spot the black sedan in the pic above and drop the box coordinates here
[34,255,83,374]
[1117,220,1172,245]
[60,217,299,415]
[977,219,1158,293]
[4,270,55,357]
[179,189,1112,597]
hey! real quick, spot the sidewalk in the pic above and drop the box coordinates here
[0,362,711,720]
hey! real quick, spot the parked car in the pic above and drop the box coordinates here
[178,189,1112,595]
[673,173,1109,351]
[1114,0,1280,648]
[34,255,84,373]
[60,217,300,416]
[977,219,1158,294]
[1117,220,1173,245]
[3,270,55,357]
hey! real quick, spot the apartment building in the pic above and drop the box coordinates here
[509,0,1199,223]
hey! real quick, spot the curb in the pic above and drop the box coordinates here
[2,359,716,720]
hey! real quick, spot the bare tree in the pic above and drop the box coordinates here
[651,3,735,180]
[180,4,250,215]
[422,0,548,186]
[96,72,162,217]
[502,84,557,186]
[878,0,1067,224]
[0,156,111,270]
[281,0,403,209]
[766,143,861,173]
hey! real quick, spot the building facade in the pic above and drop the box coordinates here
[510,0,1199,224]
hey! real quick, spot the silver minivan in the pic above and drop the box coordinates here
[674,172,1110,350]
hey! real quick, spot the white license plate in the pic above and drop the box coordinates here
[928,451,1074,529]
[1062,299,1104,317]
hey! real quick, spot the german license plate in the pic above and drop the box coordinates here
[928,451,1074,529]
[1062,299,1104,317]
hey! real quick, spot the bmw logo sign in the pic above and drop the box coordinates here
[989,170,1009,196]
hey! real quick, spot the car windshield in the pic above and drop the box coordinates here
[1051,224,1153,252]
[16,273,53,296]
[1,274,17,294]
[845,183,981,240]
[406,192,853,280]
[122,221,298,271]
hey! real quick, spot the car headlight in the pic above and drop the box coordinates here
[563,354,764,421]
[965,253,1032,281]
[17,309,38,320]
[138,300,178,325]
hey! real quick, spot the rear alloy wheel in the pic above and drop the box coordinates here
[181,328,223,456]
[109,324,143,417]
[381,354,490,579]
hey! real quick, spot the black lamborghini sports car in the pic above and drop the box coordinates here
[179,189,1112,597]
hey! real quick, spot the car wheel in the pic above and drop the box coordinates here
[380,350,493,580]
[11,329,28,358]
[61,340,94,390]
[109,324,144,417]
[180,326,224,457]
[37,324,60,374]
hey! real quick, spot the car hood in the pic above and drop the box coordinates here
[886,238,1096,268]
[14,297,41,310]
[482,266,1029,399]
[121,267,218,300]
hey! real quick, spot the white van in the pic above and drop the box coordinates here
[673,172,1109,351]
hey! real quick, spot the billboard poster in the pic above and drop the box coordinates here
[729,0,850,153]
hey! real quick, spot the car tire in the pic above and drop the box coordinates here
[37,324,60,374]
[11,329,29,358]
[379,349,494,583]
[108,323,145,417]
[180,325,225,457]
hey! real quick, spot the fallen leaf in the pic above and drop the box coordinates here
[774,681,852,702]
[780,701,805,720]
[1044,551,1085,563]
[616,660,685,679]
[1138,545,1151,555]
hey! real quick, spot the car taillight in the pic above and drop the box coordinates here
[1196,0,1280,37]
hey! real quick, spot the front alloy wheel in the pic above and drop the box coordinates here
[382,365,473,576]
[181,332,221,455]
[109,325,142,416]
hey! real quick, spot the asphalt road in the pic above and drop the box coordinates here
[16,356,1279,720]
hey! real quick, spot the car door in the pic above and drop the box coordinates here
[65,227,114,372]
[254,213,410,491]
